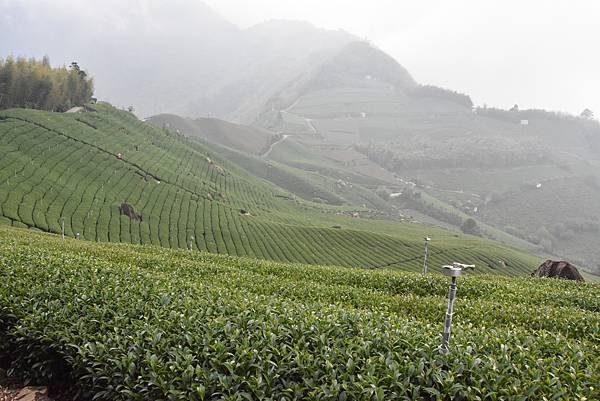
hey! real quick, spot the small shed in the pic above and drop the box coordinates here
[531,260,584,282]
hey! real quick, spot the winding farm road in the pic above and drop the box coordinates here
[306,118,318,135]
[261,134,290,158]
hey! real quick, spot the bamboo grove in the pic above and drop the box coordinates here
[0,56,94,112]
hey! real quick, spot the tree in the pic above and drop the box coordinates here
[581,108,594,119]
[510,104,519,112]
[461,218,481,236]
[70,61,80,73]
[0,56,94,111]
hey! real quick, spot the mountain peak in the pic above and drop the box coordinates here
[325,41,417,90]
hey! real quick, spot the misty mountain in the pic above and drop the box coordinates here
[0,1,355,119]
[189,20,356,123]
[261,41,419,115]
[243,38,600,270]
[0,1,239,115]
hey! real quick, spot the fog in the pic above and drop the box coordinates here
[1,0,598,116]
[207,0,599,116]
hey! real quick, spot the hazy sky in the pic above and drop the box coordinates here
[205,0,600,116]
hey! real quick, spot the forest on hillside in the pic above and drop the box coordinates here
[0,56,94,112]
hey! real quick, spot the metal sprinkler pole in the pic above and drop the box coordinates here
[422,237,431,274]
[441,276,457,354]
[440,262,474,354]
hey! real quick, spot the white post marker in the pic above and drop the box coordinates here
[189,235,194,252]
[60,217,65,240]
[423,237,431,273]
[440,262,475,354]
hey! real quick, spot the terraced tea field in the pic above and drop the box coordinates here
[274,77,600,274]
[0,104,540,274]
[0,227,598,400]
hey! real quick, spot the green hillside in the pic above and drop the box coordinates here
[146,113,278,155]
[1,227,598,400]
[250,42,600,273]
[147,112,396,211]
[0,103,540,274]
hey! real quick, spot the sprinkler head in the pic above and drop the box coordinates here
[442,262,475,277]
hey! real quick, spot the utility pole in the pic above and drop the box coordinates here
[423,237,431,273]
[440,262,474,354]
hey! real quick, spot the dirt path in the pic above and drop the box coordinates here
[306,118,318,135]
[261,134,290,158]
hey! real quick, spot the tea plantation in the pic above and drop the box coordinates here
[0,227,598,400]
[0,104,540,275]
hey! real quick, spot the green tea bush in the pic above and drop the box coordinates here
[0,227,598,400]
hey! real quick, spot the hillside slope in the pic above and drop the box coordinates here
[0,104,540,274]
[146,114,277,155]
[248,41,600,273]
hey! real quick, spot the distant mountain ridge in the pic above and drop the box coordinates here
[0,1,357,119]
[0,1,477,124]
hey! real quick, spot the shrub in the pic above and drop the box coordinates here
[461,218,481,236]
